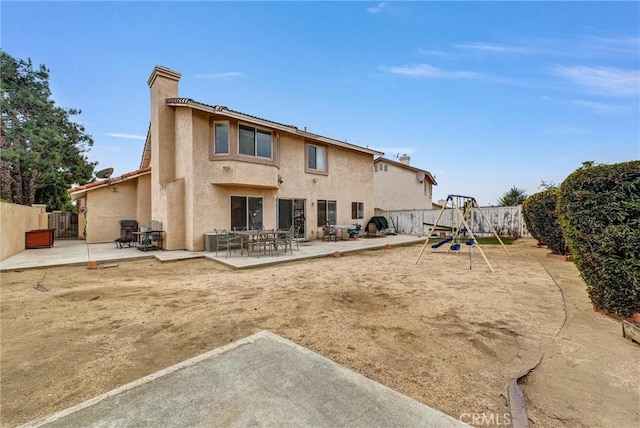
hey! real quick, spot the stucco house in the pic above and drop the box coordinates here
[373,155,437,211]
[69,66,383,250]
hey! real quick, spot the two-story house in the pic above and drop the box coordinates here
[373,155,437,211]
[69,66,383,250]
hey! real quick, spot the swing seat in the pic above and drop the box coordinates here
[450,243,461,251]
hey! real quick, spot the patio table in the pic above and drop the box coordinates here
[235,230,280,257]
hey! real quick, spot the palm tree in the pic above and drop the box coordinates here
[497,186,528,206]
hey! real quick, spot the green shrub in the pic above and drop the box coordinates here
[522,196,543,244]
[558,161,640,317]
[522,188,569,255]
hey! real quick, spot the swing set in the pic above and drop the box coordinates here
[415,194,510,272]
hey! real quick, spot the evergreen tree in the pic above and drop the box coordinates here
[1,51,95,210]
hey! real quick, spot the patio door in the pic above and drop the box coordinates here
[231,196,263,231]
[277,198,305,238]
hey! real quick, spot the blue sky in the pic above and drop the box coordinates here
[3,1,639,206]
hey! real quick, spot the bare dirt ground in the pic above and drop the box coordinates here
[1,239,638,427]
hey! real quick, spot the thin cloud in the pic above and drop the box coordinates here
[582,36,640,58]
[551,65,640,97]
[100,145,128,152]
[569,99,630,115]
[366,2,388,14]
[382,64,481,79]
[544,125,587,136]
[104,133,146,140]
[194,72,244,79]
[455,42,532,54]
[415,48,460,59]
[540,95,631,115]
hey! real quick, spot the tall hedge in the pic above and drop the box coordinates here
[522,188,569,255]
[522,196,543,244]
[558,161,640,317]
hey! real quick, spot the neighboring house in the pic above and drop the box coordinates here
[373,155,437,211]
[70,66,383,250]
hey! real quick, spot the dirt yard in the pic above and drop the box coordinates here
[1,239,638,427]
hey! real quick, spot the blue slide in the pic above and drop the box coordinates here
[431,236,454,249]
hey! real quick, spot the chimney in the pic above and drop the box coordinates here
[148,66,181,225]
[399,154,410,165]
[148,66,181,185]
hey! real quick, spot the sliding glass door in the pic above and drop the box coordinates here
[231,196,263,230]
[277,198,305,238]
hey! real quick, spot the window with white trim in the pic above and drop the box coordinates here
[214,122,229,154]
[308,144,327,172]
[239,124,272,158]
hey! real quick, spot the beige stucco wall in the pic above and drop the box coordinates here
[374,162,433,211]
[183,119,376,249]
[136,173,152,227]
[147,66,377,251]
[149,68,179,229]
[0,202,47,261]
[84,180,140,244]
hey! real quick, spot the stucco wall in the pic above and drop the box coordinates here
[85,181,140,244]
[0,202,47,261]
[374,162,432,210]
[136,173,152,227]
[184,120,376,249]
[147,67,377,251]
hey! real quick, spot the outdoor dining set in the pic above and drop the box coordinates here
[213,226,300,258]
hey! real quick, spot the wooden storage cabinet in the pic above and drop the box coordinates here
[25,229,55,249]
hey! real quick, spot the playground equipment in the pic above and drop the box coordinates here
[415,194,510,272]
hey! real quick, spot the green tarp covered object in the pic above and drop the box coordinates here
[365,216,389,233]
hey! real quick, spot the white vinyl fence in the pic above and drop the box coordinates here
[378,205,530,238]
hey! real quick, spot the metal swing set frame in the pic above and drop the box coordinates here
[415,194,511,272]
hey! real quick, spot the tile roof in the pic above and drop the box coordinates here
[165,98,383,157]
[375,157,437,185]
[67,167,151,194]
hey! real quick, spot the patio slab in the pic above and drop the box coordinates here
[0,235,425,272]
[21,331,466,428]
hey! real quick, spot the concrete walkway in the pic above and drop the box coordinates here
[0,234,425,271]
[21,331,466,428]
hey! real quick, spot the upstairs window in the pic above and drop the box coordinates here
[214,122,229,154]
[308,144,327,172]
[239,124,272,159]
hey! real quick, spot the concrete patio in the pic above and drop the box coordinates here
[0,234,426,271]
[21,331,466,427]
[5,234,473,428]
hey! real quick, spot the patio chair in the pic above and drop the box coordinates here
[136,220,164,251]
[275,225,295,255]
[249,229,275,257]
[115,219,138,248]
[322,221,337,242]
[215,229,243,258]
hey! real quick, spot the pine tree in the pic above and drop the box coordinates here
[1,51,95,209]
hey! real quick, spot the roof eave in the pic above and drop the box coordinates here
[166,98,384,157]
[68,168,152,200]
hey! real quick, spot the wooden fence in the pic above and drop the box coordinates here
[377,205,530,238]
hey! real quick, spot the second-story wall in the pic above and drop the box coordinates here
[148,65,379,251]
[374,160,433,211]
[175,109,376,249]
